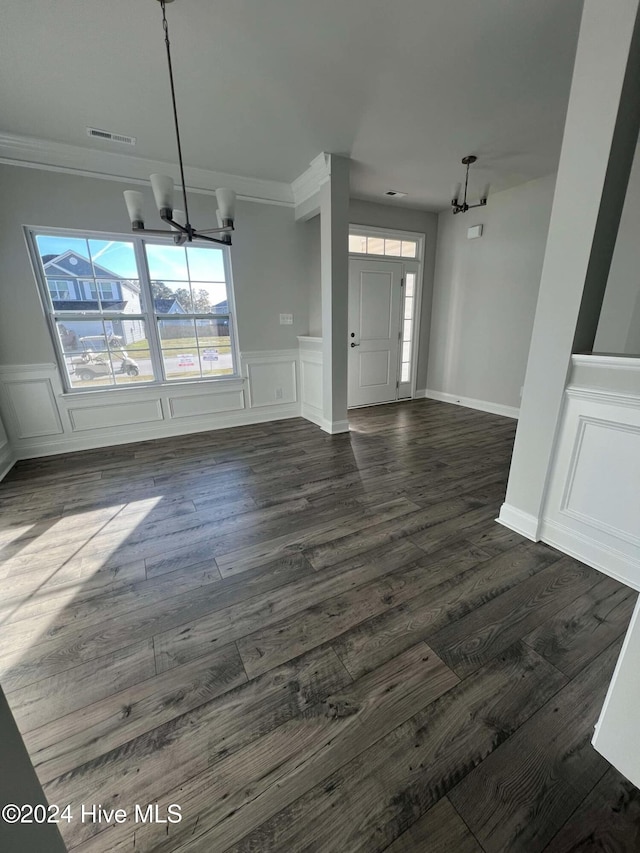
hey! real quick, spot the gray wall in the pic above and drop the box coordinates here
[594,144,640,355]
[0,164,311,365]
[0,688,66,852]
[427,174,556,410]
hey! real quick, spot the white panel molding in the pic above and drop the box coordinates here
[0,355,303,459]
[541,360,640,589]
[292,153,331,220]
[168,389,245,419]
[0,440,15,482]
[2,378,63,438]
[497,503,540,541]
[566,387,640,408]
[241,349,299,410]
[68,399,164,432]
[424,389,520,420]
[540,517,640,592]
[559,415,640,547]
[298,338,325,428]
[0,132,294,207]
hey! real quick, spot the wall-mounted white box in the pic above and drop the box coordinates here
[467,224,483,240]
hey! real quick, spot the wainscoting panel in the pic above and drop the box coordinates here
[298,336,324,428]
[0,351,303,460]
[540,356,640,590]
[244,351,298,409]
[0,365,63,439]
[69,398,164,432]
[168,389,245,419]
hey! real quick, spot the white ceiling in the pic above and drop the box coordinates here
[0,0,583,210]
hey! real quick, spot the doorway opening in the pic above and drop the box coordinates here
[348,225,425,408]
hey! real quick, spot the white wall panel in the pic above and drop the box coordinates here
[168,389,245,419]
[298,337,324,428]
[541,356,640,590]
[245,354,297,409]
[0,353,302,459]
[3,376,62,438]
[69,399,163,431]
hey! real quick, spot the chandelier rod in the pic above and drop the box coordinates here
[462,159,471,208]
[160,0,191,230]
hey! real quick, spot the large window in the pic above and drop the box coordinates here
[27,229,238,391]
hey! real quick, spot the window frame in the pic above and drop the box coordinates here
[25,225,241,393]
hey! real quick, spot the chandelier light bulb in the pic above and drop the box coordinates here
[216,188,236,223]
[123,190,145,226]
[150,174,175,213]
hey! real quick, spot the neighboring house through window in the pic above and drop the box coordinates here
[28,230,238,390]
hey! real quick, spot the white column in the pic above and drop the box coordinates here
[320,154,350,433]
[499,0,640,539]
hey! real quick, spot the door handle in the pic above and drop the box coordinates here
[350,342,360,347]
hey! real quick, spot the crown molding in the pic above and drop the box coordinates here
[291,152,332,208]
[0,132,294,207]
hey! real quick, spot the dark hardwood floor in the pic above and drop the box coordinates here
[0,400,638,852]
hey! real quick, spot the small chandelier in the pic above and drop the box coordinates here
[451,155,489,215]
[123,0,236,245]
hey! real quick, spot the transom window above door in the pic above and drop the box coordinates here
[349,232,419,259]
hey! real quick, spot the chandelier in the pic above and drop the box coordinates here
[451,155,489,215]
[123,0,236,245]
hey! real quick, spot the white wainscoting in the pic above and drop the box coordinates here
[0,412,14,481]
[298,336,325,429]
[0,350,300,460]
[540,355,640,590]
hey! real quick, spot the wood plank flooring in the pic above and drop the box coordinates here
[0,400,637,852]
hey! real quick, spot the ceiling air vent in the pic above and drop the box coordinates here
[385,190,407,198]
[86,127,136,146]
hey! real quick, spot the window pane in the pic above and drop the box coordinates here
[158,317,197,346]
[198,345,234,377]
[405,273,415,297]
[401,363,410,382]
[186,246,226,282]
[88,240,138,279]
[152,281,194,313]
[162,349,202,381]
[404,296,413,321]
[384,239,402,257]
[145,244,189,280]
[349,235,367,254]
[401,241,417,258]
[36,234,89,270]
[367,237,385,255]
[402,341,411,362]
[403,320,412,341]
[57,319,154,388]
[190,283,229,314]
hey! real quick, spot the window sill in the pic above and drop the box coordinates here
[60,374,244,397]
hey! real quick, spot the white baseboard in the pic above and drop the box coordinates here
[326,419,350,435]
[424,389,519,420]
[540,518,640,592]
[10,404,301,461]
[497,503,540,541]
[0,442,15,481]
[300,403,325,430]
[300,404,350,435]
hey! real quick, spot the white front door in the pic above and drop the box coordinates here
[348,259,403,407]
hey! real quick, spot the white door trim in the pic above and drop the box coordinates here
[348,224,426,403]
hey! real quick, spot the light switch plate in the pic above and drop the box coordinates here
[467,224,483,240]
[279,313,294,325]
